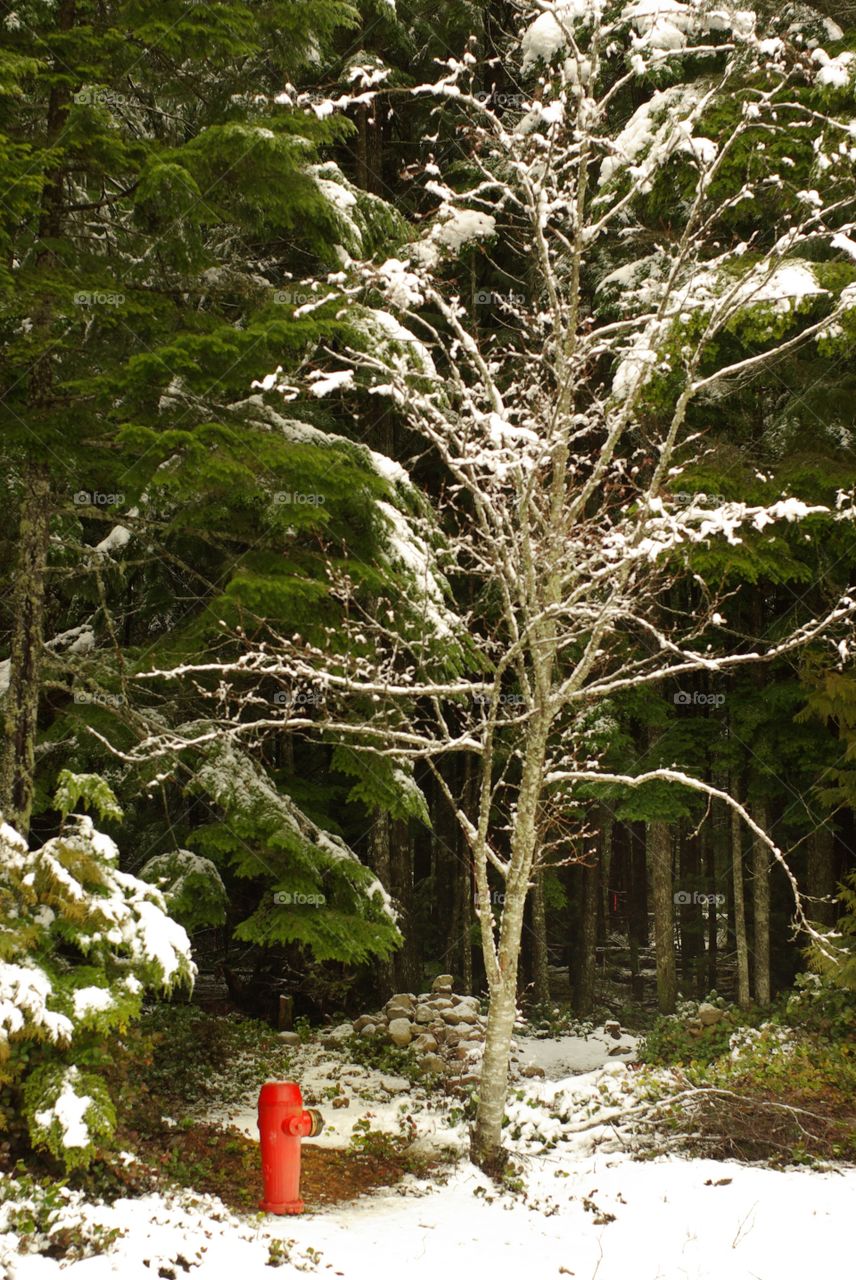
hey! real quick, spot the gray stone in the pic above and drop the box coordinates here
[412,1032,438,1053]
[415,1005,435,1024]
[442,1007,477,1025]
[352,1015,377,1033]
[520,1064,545,1078]
[450,1004,478,1024]
[450,1072,480,1087]
[419,1053,446,1075]
[387,1017,413,1047]
[386,994,416,1018]
[279,1031,301,1045]
[604,1020,622,1039]
[432,974,455,994]
[360,1023,378,1037]
[698,1003,723,1026]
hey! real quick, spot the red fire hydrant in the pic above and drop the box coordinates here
[258,1081,324,1215]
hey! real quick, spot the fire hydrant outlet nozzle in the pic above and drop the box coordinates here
[304,1108,324,1139]
[257,1081,322,1215]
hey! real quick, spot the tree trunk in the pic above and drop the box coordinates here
[530,868,551,1006]
[1,5,74,836]
[704,813,718,994]
[390,817,421,991]
[731,784,751,1009]
[648,820,677,1012]
[1,463,52,836]
[751,800,771,1006]
[598,811,613,951]
[807,824,836,928]
[369,811,396,996]
[471,959,520,1172]
[471,710,550,1171]
[630,821,649,947]
[679,819,705,996]
[572,846,598,1016]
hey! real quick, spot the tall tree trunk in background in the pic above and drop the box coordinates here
[459,850,474,994]
[679,819,705,996]
[630,821,650,946]
[1,464,52,836]
[648,820,677,1012]
[807,824,837,928]
[599,811,613,952]
[572,844,599,1016]
[628,822,647,1002]
[704,812,718,994]
[369,812,396,996]
[752,799,771,1006]
[441,756,475,994]
[390,818,421,990]
[355,98,384,194]
[2,6,74,836]
[460,753,476,993]
[530,868,551,1006]
[731,784,751,1009]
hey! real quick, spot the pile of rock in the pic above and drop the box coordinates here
[351,974,485,1087]
[685,1002,726,1037]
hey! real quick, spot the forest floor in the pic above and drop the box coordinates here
[2,1012,853,1280]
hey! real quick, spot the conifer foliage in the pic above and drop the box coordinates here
[0,773,193,1170]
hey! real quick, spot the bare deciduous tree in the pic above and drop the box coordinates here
[115,1,856,1171]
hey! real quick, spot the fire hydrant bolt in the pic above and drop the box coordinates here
[257,1081,323,1215]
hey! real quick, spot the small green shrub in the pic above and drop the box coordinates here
[0,1168,123,1259]
[346,1033,425,1084]
[138,849,228,931]
[638,997,750,1067]
[0,774,194,1171]
[113,1004,293,1123]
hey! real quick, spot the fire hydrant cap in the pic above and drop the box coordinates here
[259,1080,304,1108]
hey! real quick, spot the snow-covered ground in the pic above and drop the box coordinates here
[3,1029,853,1280]
[220,1027,639,1150]
[223,1040,456,1153]
[514,1025,639,1079]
